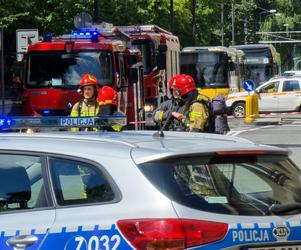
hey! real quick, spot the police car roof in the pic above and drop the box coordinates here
[0,131,288,164]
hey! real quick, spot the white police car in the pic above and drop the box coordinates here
[226,74,301,116]
[1,116,301,250]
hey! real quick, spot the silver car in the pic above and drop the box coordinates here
[1,130,301,250]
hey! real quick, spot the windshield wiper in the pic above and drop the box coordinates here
[269,203,301,215]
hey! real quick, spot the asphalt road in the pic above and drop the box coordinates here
[228,118,301,167]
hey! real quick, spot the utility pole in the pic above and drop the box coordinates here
[192,0,196,45]
[232,2,235,45]
[221,0,224,46]
[0,27,4,115]
[170,0,174,33]
[93,0,99,23]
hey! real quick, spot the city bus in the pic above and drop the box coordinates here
[231,44,281,87]
[180,46,245,99]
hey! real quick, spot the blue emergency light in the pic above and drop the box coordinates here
[71,29,100,42]
[0,115,127,130]
[0,118,12,127]
[43,33,53,42]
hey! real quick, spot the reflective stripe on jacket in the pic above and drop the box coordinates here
[186,94,210,132]
[70,99,99,132]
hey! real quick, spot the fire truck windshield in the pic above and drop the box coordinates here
[181,51,229,89]
[27,51,113,88]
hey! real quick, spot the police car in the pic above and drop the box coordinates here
[226,73,301,116]
[1,116,301,250]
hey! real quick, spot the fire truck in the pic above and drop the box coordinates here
[116,25,180,124]
[19,28,145,129]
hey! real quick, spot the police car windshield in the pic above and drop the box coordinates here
[27,50,113,88]
[139,154,301,216]
[180,51,229,89]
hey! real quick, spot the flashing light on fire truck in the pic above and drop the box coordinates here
[0,115,127,131]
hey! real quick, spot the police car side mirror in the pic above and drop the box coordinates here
[128,68,138,84]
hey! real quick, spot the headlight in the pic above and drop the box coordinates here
[144,104,155,113]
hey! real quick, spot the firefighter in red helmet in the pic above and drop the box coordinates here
[70,74,99,131]
[169,74,210,132]
[152,74,187,131]
[97,85,124,132]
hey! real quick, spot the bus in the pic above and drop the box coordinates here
[231,44,281,87]
[180,46,245,99]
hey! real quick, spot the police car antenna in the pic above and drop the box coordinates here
[152,111,174,138]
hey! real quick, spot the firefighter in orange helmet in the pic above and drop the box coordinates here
[97,85,124,132]
[169,74,210,132]
[70,74,100,131]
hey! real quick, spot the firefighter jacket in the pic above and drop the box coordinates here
[98,105,124,132]
[152,99,187,131]
[185,94,210,132]
[70,99,99,132]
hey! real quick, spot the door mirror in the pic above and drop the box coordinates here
[156,52,166,70]
[127,54,138,66]
[128,68,138,84]
[158,44,167,52]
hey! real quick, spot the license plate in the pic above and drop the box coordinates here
[248,245,301,250]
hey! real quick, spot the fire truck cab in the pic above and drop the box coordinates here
[21,30,144,129]
[116,25,180,124]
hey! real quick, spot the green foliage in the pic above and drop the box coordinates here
[1,0,301,68]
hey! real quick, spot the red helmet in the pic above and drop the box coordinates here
[98,86,117,106]
[79,74,98,88]
[169,74,196,96]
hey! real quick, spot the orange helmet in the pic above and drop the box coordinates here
[98,86,117,106]
[79,74,98,88]
[169,74,196,96]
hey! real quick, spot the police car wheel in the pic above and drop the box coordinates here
[232,102,245,117]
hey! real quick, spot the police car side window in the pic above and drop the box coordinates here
[260,81,279,93]
[283,80,300,92]
[49,157,114,206]
[0,154,49,213]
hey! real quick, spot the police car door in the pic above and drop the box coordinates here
[41,157,129,250]
[258,80,280,112]
[277,79,301,111]
[0,153,55,250]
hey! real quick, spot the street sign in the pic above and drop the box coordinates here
[243,80,255,92]
[16,29,39,62]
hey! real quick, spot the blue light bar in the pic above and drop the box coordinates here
[0,116,127,130]
[42,109,51,115]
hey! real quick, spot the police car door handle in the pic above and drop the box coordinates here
[6,235,38,250]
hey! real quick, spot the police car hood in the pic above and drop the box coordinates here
[127,131,288,164]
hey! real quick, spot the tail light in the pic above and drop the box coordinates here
[117,219,228,249]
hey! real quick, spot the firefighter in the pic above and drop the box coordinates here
[70,74,99,131]
[97,85,124,132]
[169,74,210,132]
[152,75,187,131]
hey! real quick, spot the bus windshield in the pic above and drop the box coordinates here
[245,64,272,86]
[180,51,229,88]
[27,50,113,88]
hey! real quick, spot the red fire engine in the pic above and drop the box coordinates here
[116,25,180,124]
[20,29,145,129]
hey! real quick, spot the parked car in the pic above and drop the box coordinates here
[1,128,301,249]
[226,75,301,116]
